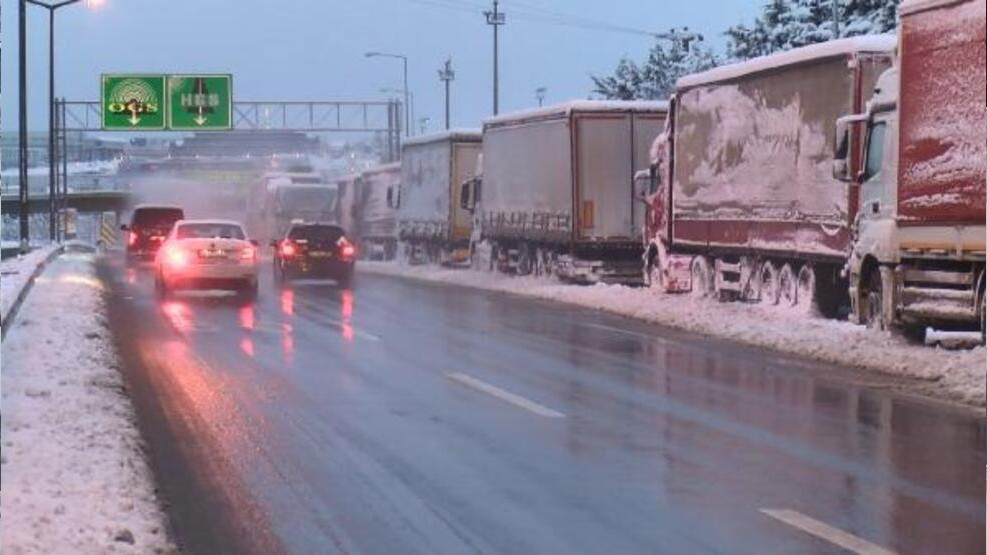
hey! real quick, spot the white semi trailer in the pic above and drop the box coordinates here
[464,101,667,284]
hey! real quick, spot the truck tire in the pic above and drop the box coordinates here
[778,264,798,308]
[690,256,713,298]
[980,290,985,345]
[517,243,534,276]
[758,261,780,305]
[862,269,886,331]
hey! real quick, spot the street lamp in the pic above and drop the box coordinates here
[25,0,102,242]
[366,51,410,137]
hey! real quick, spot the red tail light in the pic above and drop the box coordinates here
[280,241,297,257]
[338,237,356,260]
[163,245,188,268]
[128,231,138,246]
[240,246,257,261]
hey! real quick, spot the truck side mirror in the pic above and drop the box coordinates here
[119,224,129,231]
[832,159,849,182]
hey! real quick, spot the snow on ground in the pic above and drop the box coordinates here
[1,244,62,326]
[1,251,175,554]
[359,261,986,407]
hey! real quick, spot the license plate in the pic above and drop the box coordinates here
[309,251,332,258]
[199,248,225,259]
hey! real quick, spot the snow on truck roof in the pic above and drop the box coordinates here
[361,162,401,175]
[484,100,669,126]
[677,35,897,89]
[401,129,482,148]
[899,0,973,16]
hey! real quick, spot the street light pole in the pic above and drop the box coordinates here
[19,0,30,249]
[484,1,505,115]
[366,51,411,137]
[26,0,87,242]
[438,57,455,130]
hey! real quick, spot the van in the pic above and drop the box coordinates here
[121,205,185,262]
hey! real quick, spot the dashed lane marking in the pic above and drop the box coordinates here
[447,372,565,419]
[760,509,897,555]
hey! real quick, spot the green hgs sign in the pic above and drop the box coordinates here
[101,74,167,130]
[168,75,232,130]
[101,73,232,130]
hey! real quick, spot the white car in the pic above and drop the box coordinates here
[154,219,260,301]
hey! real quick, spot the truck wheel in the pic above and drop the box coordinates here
[777,264,797,307]
[758,261,780,305]
[862,270,886,331]
[796,265,815,312]
[979,290,985,345]
[690,256,713,298]
[517,243,534,276]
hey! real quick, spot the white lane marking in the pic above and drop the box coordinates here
[448,372,565,419]
[581,322,654,339]
[760,509,897,555]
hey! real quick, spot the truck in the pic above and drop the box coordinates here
[249,171,337,241]
[643,36,896,317]
[832,0,985,336]
[356,162,400,261]
[464,101,667,284]
[396,130,482,265]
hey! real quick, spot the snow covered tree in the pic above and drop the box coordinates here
[726,0,898,61]
[592,39,719,100]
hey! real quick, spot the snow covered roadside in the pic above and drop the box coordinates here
[1,244,64,335]
[1,251,175,553]
[358,262,986,407]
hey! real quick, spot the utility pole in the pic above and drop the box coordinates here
[484,0,505,115]
[19,0,30,249]
[536,86,547,107]
[832,0,840,39]
[438,57,455,130]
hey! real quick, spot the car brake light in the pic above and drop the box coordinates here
[280,241,297,257]
[337,237,356,259]
[240,246,257,261]
[128,231,138,246]
[164,245,188,268]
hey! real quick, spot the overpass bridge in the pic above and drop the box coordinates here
[1,190,132,216]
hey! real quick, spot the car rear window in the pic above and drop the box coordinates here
[288,225,345,242]
[132,208,184,228]
[176,223,246,240]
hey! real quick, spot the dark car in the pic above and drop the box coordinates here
[273,222,356,287]
[121,205,185,263]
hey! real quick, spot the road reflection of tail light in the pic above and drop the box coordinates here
[281,288,294,316]
[240,338,254,358]
[239,305,255,331]
[162,301,192,334]
[337,237,356,260]
[341,290,355,342]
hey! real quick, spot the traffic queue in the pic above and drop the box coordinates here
[341,1,985,341]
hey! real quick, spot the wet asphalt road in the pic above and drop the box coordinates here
[96,254,985,555]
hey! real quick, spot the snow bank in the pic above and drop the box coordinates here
[1,244,63,329]
[1,252,175,553]
[358,262,986,407]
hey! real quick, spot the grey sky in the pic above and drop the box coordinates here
[1,0,760,133]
